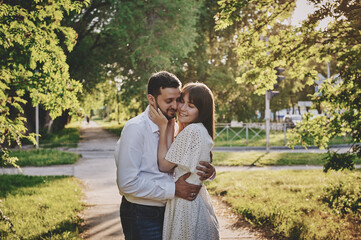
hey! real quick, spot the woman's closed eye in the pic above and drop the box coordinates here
[188,103,195,108]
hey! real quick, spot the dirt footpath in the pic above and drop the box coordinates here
[74,121,266,239]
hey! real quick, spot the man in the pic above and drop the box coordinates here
[115,71,215,240]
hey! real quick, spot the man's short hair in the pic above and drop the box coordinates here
[147,71,181,98]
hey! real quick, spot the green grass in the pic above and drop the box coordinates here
[214,127,354,147]
[3,149,79,167]
[206,170,361,239]
[212,151,361,166]
[0,175,84,239]
[39,123,81,148]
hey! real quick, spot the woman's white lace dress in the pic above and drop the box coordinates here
[162,123,220,240]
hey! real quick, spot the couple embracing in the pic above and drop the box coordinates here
[115,71,220,240]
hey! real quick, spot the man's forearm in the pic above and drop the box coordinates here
[117,174,175,200]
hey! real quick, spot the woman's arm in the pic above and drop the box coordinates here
[148,106,176,172]
[158,121,177,172]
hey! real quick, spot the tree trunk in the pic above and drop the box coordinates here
[22,92,69,135]
[51,111,71,133]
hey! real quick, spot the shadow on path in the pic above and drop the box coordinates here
[72,120,124,240]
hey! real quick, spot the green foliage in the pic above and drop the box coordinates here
[321,171,361,216]
[0,175,83,239]
[0,0,89,165]
[174,0,265,122]
[74,0,276,122]
[66,0,200,118]
[216,0,361,156]
[287,113,332,149]
[216,0,314,94]
[206,170,361,239]
[0,208,14,235]
[323,152,356,173]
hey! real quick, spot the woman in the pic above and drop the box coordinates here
[149,82,220,240]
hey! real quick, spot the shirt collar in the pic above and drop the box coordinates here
[145,106,160,134]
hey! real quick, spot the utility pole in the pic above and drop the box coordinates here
[34,69,39,149]
[327,62,331,79]
[36,104,39,149]
[265,67,285,152]
[265,91,271,152]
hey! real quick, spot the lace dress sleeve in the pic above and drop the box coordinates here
[165,124,202,173]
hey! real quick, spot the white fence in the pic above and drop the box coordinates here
[215,122,288,145]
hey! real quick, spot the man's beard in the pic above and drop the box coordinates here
[154,100,176,120]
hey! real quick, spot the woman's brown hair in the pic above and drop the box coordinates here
[180,82,215,139]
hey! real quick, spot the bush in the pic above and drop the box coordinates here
[321,171,361,216]
[323,152,355,172]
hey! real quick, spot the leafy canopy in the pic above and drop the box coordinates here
[0,0,89,165]
[65,0,200,117]
[216,0,361,152]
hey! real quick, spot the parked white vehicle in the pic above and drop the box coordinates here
[283,115,302,128]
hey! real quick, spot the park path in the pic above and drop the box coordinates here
[1,121,358,239]
[71,121,123,239]
[0,121,266,239]
[72,121,266,239]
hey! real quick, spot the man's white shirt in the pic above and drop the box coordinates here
[114,106,175,206]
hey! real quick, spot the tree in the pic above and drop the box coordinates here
[64,0,201,118]
[216,0,361,154]
[216,0,321,115]
[72,0,276,123]
[288,0,361,153]
[0,0,89,165]
[176,0,265,122]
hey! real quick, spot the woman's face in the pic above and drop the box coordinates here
[177,93,199,126]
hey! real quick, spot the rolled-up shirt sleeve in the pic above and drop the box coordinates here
[115,123,175,202]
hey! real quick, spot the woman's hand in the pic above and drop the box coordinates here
[149,105,168,128]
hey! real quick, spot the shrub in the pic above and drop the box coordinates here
[323,152,355,172]
[321,171,361,216]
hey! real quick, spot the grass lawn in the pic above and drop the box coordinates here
[213,151,361,166]
[4,149,80,167]
[0,175,84,239]
[206,170,361,239]
[39,122,81,149]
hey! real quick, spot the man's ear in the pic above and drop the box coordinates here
[147,94,156,108]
